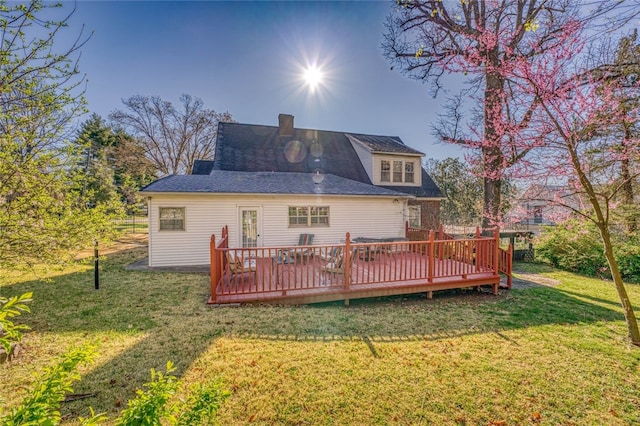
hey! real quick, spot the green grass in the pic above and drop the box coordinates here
[1,239,640,424]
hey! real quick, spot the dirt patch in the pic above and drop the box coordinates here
[511,272,561,289]
[75,234,148,260]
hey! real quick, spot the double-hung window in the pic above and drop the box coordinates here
[380,160,391,182]
[393,161,403,182]
[405,162,415,183]
[408,205,421,228]
[159,207,185,231]
[289,206,329,227]
[380,159,417,184]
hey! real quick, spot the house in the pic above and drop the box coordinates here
[141,114,442,267]
[506,184,582,231]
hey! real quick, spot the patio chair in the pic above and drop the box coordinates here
[284,233,315,262]
[322,247,344,276]
[226,250,257,275]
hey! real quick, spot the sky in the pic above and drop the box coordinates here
[63,1,465,160]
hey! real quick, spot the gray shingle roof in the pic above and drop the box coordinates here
[345,134,424,155]
[191,160,215,175]
[142,170,412,197]
[212,121,442,198]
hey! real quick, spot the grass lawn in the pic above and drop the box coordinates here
[1,235,640,425]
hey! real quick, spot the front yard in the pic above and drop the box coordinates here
[1,235,639,424]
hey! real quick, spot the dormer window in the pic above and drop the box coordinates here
[373,156,421,186]
[393,161,403,182]
[405,162,414,183]
[381,160,391,182]
[380,159,416,184]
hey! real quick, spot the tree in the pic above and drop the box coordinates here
[514,24,640,346]
[110,94,234,175]
[425,157,482,226]
[72,114,157,211]
[383,0,637,229]
[0,1,118,268]
[71,114,121,210]
[425,157,515,227]
[608,31,640,234]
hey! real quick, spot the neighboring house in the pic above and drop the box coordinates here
[507,184,582,229]
[141,114,442,267]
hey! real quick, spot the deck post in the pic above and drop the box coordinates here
[405,221,409,239]
[493,227,500,276]
[209,234,217,304]
[428,230,435,283]
[344,232,351,292]
[507,243,513,289]
[475,227,481,272]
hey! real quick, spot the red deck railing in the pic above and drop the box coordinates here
[209,225,513,304]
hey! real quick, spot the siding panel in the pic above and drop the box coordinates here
[148,194,408,267]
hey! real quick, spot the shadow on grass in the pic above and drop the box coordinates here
[0,247,628,418]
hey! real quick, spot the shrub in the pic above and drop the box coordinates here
[1,344,102,425]
[114,361,230,426]
[536,219,640,282]
[175,381,231,426]
[0,292,32,354]
[115,362,179,426]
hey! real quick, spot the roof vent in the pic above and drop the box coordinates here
[278,114,294,137]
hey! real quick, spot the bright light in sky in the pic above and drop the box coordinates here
[303,66,323,91]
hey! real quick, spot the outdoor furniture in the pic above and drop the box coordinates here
[272,250,296,286]
[322,247,345,276]
[226,250,257,275]
[284,233,315,262]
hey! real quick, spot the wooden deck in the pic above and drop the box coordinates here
[209,227,511,305]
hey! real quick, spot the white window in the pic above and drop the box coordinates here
[408,205,421,228]
[380,160,390,182]
[159,207,185,231]
[405,162,415,183]
[289,206,329,227]
[380,159,418,184]
[393,161,403,182]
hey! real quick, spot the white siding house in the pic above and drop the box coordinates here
[145,192,407,267]
[141,114,443,268]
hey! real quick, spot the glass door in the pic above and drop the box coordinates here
[239,207,261,248]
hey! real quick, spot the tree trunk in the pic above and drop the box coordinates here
[598,223,640,347]
[482,66,504,231]
[482,173,501,230]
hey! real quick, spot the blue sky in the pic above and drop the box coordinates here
[68,1,464,160]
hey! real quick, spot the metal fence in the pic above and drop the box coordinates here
[113,215,149,234]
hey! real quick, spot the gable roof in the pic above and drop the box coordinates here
[213,121,442,198]
[141,170,412,197]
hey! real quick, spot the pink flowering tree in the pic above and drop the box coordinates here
[512,23,640,346]
[383,0,638,229]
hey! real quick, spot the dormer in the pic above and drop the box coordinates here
[346,133,424,187]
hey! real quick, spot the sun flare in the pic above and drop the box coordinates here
[304,66,323,90]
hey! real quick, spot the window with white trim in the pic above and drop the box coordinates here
[380,160,390,182]
[288,206,329,227]
[405,162,415,183]
[380,159,417,184]
[408,205,421,228]
[159,207,185,231]
[393,161,403,182]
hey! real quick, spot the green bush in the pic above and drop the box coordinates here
[536,219,640,282]
[115,361,230,426]
[115,362,179,426]
[0,292,32,353]
[1,344,102,425]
